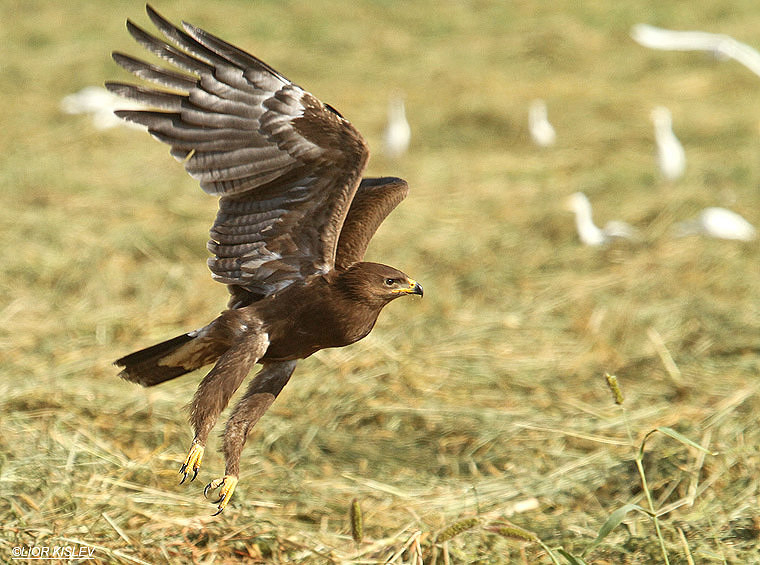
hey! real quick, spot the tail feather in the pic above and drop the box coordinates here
[115,331,226,387]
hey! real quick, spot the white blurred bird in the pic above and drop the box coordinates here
[528,99,556,147]
[60,86,145,130]
[567,192,638,247]
[383,94,411,159]
[631,24,760,79]
[674,207,757,241]
[651,106,686,181]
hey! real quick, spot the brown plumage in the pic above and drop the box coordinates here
[110,5,422,515]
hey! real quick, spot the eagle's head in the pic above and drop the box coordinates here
[338,262,423,308]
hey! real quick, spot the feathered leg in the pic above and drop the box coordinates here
[204,360,297,515]
[179,327,269,485]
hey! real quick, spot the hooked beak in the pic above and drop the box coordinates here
[394,278,423,297]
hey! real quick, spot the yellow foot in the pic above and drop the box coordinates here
[204,475,238,516]
[179,442,204,484]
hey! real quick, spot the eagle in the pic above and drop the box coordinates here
[108,5,422,515]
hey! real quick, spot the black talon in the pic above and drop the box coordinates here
[203,482,213,498]
[212,493,225,505]
[211,506,224,517]
[180,462,199,484]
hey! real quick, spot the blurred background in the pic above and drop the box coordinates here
[2,1,759,562]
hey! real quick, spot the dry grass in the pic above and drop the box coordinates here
[2,1,760,563]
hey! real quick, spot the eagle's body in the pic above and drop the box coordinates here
[119,262,415,383]
[110,5,421,514]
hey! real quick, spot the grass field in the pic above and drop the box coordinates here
[2,1,760,563]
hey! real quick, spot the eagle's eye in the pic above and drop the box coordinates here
[384,278,396,286]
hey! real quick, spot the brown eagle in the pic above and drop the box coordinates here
[108,5,422,515]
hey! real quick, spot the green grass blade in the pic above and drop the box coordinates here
[583,503,648,556]
[557,548,589,564]
[655,427,718,455]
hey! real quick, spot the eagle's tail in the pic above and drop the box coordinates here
[115,329,228,387]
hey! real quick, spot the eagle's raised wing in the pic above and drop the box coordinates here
[335,177,409,270]
[106,5,368,301]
